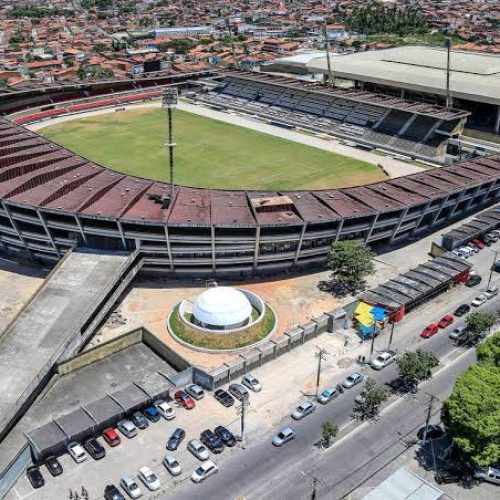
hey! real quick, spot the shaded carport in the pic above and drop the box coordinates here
[109,383,151,414]
[26,421,69,461]
[135,372,173,402]
[55,408,96,445]
[83,396,124,433]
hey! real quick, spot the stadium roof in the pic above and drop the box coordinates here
[307,46,500,106]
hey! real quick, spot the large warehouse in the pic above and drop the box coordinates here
[307,46,500,134]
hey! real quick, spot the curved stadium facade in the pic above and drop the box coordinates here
[0,72,499,278]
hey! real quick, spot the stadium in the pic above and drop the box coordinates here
[0,67,499,279]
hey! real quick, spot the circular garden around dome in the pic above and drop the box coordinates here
[167,287,277,352]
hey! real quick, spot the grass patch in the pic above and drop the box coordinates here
[39,108,386,190]
[169,304,276,350]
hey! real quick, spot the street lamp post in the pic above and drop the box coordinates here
[162,87,178,209]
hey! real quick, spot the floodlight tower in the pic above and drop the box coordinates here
[162,87,178,209]
[445,37,451,109]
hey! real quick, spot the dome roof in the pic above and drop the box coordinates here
[192,287,252,327]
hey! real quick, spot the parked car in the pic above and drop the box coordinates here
[272,427,295,447]
[484,285,498,299]
[104,484,125,500]
[434,467,464,485]
[27,466,45,489]
[471,294,488,307]
[241,373,262,392]
[228,383,249,401]
[138,466,160,491]
[466,243,479,253]
[214,388,235,407]
[163,454,182,476]
[154,400,176,420]
[174,389,195,409]
[421,323,438,338]
[167,428,186,451]
[119,475,142,499]
[453,304,470,317]
[200,429,224,453]
[486,232,499,242]
[317,386,338,404]
[44,455,63,477]
[188,439,210,461]
[67,442,87,463]
[102,428,121,447]
[438,315,454,328]
[449,325,468,342]
[185,384,205,400]
[457,247,473,258]
[371,350,397,370]
[342,372,364,388]
[143,406,160,422]
[131,411,149,430]
[417,424,446,441]
[84,438,106,460]
[466,275,482,287]
[117,419,137,439]
[474,466,500,485]
[191,460,219,483]
[291,401,316,420]
[472,238,485,249]
[214,425,237,447]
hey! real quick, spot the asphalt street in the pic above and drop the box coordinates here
[167,245,500,500]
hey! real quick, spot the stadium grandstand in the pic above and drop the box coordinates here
[0,107,499,278]
[194,71,470,162]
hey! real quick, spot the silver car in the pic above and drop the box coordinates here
[186,384,205,400]
[117,419,137,438]
[291,401,316,420]
[120,475,142,499]
[272,427,295,447]
[241,374,262,392]
[317,387,338,404]
[187,438,210,461]
[163,454,182,476]
[342,372,364,389]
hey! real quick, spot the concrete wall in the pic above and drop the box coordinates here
[210,307,346,387]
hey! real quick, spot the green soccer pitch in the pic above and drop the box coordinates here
[39,107,386,190]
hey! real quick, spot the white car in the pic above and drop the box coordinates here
[163,454,182,476]
[317,387,338,404]
[120,475,142,499]
[138,466,160,491]
[187,439,210,461]
[154,399,176,420]
[191,460,218,483]
[371,350,397,370]
[484,285,498,300]
[67,442,87,463]
[241,373,262,392]
[471,294,488,307]
[291,401,316,420]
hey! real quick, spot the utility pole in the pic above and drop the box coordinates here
[236,398,250,448]
[368,323,379,363]
[422,393,437,444]
[487,250,498,287]
[162,87,178,209]
[387,322,395,350]
[315,347,329,397]
[445,37,451,109]
[301,470,326,500]
[322,23,334,86]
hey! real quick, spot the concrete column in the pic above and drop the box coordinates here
[423,119,443,142]
[36,210,61,258]
[495,105,500,135]
[253,226,260,268]
[432,196,450,225]
[164,225,174,271]
[293,222,307,265]
[334,219,344,243]
[373,108,391,130]
[2,202,33,259]
[411,201,432,236]
[397,113,417,136]
[389,207,409,243]
[364,213,379,244]
[74,215,88,246]
[210,225,216,273]
[116,220,127,250]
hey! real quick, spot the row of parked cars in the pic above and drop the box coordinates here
[451,231,500,260]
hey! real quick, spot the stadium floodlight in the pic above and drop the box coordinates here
[444,37,451,109]
[162,87,178,208]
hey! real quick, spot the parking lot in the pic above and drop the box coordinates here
[8,231,500,500]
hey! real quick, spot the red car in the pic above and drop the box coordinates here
[438,315,454,328]
[174,389,195,409]
[421,323,438,338]
[471,238,485,249]
[102,428,121,447]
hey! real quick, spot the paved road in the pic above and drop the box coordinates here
[168,246,500,500]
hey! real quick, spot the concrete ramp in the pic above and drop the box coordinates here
[0,250,138,441]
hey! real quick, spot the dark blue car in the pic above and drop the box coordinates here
[143,406,160,422]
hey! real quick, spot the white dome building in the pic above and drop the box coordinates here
[192,286,253,330]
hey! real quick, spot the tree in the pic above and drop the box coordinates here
[477,332,500,366]
[77,67,86,80]
[465,311,497,343]
[321,420,339,447]
[327,240,375,295]
[443,362,500,466]
[355,377,388,418]
[395,350,439,390]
